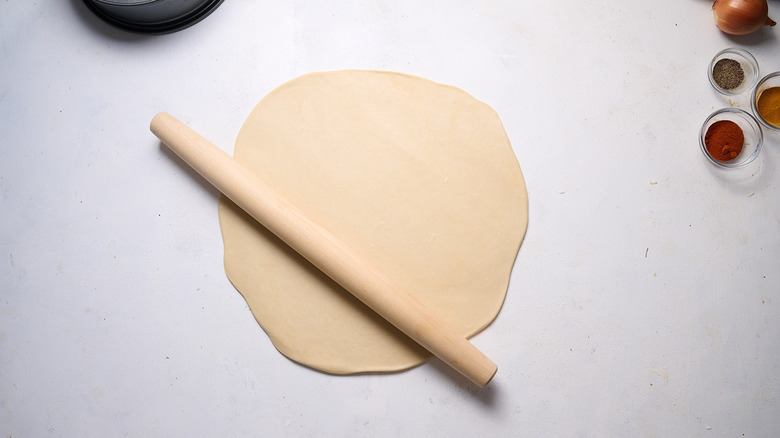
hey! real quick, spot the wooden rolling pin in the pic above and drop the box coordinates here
[150,112,498,386]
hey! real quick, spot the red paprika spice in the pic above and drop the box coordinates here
[704,120,744,161]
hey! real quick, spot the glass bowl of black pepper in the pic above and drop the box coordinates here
[699,108,763,169]
[708,48,759,96]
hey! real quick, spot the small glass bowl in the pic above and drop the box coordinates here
[751,71,780,131]
[708,48,759,95]
[699,108,763,169]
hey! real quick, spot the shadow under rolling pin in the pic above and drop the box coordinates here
[150,112,498,387]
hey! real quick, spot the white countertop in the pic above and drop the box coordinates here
[2,1,779,436]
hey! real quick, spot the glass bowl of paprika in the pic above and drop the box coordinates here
[708,48,759,96]
[699,108,763,169]
[751,71,780,131]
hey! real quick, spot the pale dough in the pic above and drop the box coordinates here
[218,70,528,374]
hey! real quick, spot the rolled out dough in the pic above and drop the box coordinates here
[218,70,528,374]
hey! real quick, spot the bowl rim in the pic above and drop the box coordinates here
[708,47,760,96]
[82,0,224,33]
[751,71,780,131]
[699,107,763,169]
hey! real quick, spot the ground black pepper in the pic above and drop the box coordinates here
[712,58,744,90]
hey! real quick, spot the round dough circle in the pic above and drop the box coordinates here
[218,70,528,374]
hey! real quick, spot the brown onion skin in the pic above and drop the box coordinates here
[713,0,776,35]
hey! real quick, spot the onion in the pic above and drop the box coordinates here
[712,0,776,35]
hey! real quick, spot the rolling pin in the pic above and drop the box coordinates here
[150,112,498,386]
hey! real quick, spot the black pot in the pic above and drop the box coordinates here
[82,0,224,34]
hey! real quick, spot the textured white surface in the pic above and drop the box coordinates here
[1,1,779,436]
